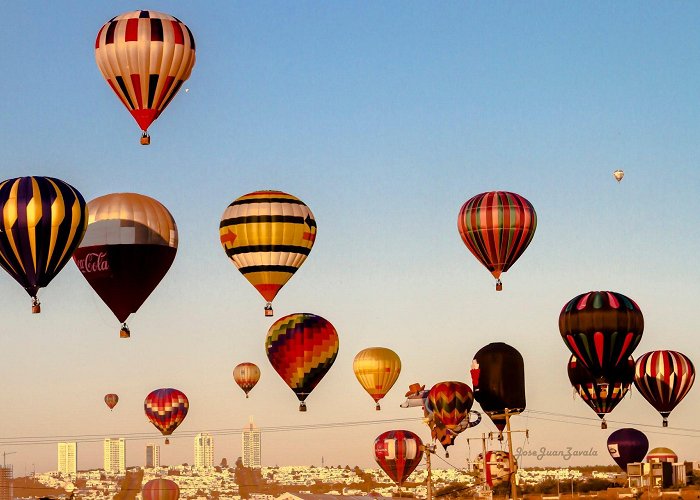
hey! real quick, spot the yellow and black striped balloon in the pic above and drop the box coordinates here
[219,190,317,313]
[0,176,88,308]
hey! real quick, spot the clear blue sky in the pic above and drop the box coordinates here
[0,1,699,473]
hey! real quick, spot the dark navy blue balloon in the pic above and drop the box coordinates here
[607,428,648,470]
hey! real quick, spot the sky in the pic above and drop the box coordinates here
[1,1,700,475]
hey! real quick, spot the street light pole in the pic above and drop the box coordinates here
[505,409,517,500]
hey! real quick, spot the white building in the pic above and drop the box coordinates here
[146,443,160,468]
[194,433,214,469]
[57,442,77,475]
[103,438,125,473]
[242,417,261,468]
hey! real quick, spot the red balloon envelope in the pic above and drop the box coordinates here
[73,193,177,338]
[559,291,643,382]
[457,191,537,290]
[144,388,189,444]
[374,430,424,486]
[104,393,119,410]
[142,478,180,500]
[634,350,695,427]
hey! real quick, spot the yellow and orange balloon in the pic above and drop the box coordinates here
[353,347,401,410]
[233,362,261,398]
[220,191,317,316]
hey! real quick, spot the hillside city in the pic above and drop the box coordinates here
[1,421,698,499]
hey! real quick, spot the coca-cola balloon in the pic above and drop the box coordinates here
[73,193,177,338]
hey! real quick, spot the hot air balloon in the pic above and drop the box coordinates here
[634,350,695,427]
[0,176,88,312]
[374,430,424,488]
[95,10,196,144]
[613,170,624,183]
[607,428,648,471]
[144,388,189,444]
[73,193,177,338]
[220,191,317,316]
[104,393,119,411]
[353,347,402,410]
[476,451,517,487]
[559,291,643,383]
[142,478,180,500]
[471,343,526,435]
[647,447,678,463]
[568,355,634,428]
[426,381,473,457]
[457,191,537,291]
[265,313,339,411]
[233,362,261,398]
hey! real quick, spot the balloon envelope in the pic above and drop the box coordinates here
[607,428,648,470]
[457,191,537,288]
[104,393,119,410]
[233,362,261,397]
[471,342,526,417]
[142,478,180,500]
[477,451,517,487]
[73,193,177,330]
[0,176,87,307]
[144,388,189,438]
[568,355,634,421]
[559,291,643,382]
[634,350,695,427]
[220,190,317,314]
[95,10,196,139]
[426,381,474,446]
[353,347,402,409]
[265,313,339,410]
[374,430,423,486]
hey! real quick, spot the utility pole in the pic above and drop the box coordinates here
[504,409,517,500]
[423,443,436,500]
[2,452,16,468]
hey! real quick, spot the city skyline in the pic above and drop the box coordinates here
[0,0,699,476]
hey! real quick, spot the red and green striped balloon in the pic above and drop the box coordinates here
[457,191,536,290]
[266,313,339,411]
[559,291,643,383]
[142,478,180,500]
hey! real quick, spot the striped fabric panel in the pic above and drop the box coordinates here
[457,191,537,277]
[634,351,695,414]
[0,176,87,296]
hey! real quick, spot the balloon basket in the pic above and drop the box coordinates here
[495,280,503,292]
[264,303,273,317]
[601,420,607,430]
[120,324,131,339]
[299,402,307,412]
[140,132,151,145]
[663,420,668,428]
[164,438,170,445]
[445,451,449,458]
[375,403,381,411]
[31,297,41,314]
[245,394,249,399]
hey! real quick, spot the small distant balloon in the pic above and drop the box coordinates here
[613,170,624,182]
[104,393,119,411]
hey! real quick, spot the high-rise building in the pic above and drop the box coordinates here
[194,433,214,469]
[242,417,261,468]
[0,466,12,500]
[146,443,160,468]
[57,442,77,475]
[103,438,126,474]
